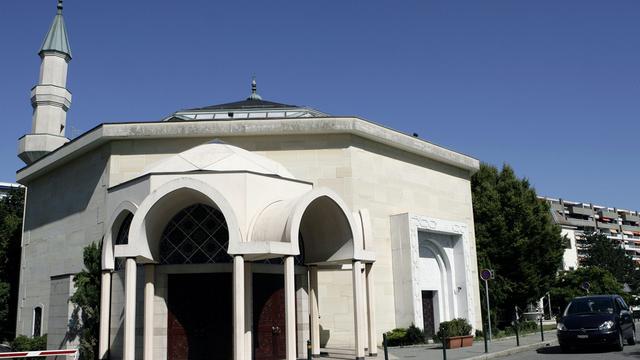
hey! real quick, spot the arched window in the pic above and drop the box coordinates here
[115,213,133,245]
[160,204,231,264]
[114,212,133,270]
[32,306,42,337]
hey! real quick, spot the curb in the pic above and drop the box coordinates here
[464,339,558,360]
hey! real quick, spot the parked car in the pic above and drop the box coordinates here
[0,343,11,352]
[556,295,635,352]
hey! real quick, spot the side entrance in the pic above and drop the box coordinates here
[421,290,436,339]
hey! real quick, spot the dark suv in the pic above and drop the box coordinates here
[557,295,635,351]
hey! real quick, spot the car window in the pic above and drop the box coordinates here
[565,298,615,315]
[617,297,628,311]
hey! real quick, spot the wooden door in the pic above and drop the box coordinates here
[167,273,232,360]
[253,274,287,360]
[421,291,435,339]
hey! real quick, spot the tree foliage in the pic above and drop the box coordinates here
[581,232,640,291]
[549,267,623,314]
[472,163,564,323]
[0,188,25,341]
[70,242,101,360]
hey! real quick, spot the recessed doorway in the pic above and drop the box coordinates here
[167,273,232,360]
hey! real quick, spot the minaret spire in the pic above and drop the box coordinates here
[247,76,262,101]
[18,0,73,164]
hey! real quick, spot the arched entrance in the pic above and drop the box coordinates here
[161,203,233,360]
[99,176,375,360]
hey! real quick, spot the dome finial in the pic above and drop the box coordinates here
[248,76,262,100]
[57,0,63,14]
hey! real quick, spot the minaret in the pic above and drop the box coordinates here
[18,0,72,164]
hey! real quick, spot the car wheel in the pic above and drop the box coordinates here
[614,329,624,351]
[628,327,636,346]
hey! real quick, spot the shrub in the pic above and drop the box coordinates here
[384,324,425,346]
[12,335,47,359]
[404,324,425,344]
[436,318,473,339]
[384,328,407,346]
[518,320,538,333]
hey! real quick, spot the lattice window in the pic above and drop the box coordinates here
[160,204,231,264]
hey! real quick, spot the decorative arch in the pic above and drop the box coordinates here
[102,200,138,270]
[286,188,358,264]
[126,177,242,262]
[419,236,455,322]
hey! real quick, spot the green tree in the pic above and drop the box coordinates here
[549,267,623,314]
[70,242,101,360]
[582,232,639,291]
[0,188,25,341]
[472,163,565,323]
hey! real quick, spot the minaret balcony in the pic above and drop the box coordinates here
[31,84,72,110]
[18,133,70,164]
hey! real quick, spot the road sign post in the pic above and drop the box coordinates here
[480,269,493,342]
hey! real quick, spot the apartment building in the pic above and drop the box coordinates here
[0,182,22,199]
[541,197,640,270]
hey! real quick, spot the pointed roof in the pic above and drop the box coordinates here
[39,0,72,58]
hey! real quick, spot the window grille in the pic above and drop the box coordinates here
[160,204,231,264]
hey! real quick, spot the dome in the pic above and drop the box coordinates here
[143,140,295,179]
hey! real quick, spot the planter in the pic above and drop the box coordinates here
[445,335,474,349]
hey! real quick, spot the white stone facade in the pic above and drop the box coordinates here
[390,214,480,334]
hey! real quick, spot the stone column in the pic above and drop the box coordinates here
[98,270,111,360]
[352,260,365,360]
[143,264,155,360]
[284,256,296,360]
[361,268,368,352]
[123,258,137,360]
[233,255,245,360]
[244,262,253,360]
[365,263,377,356]
[309,266,320,357]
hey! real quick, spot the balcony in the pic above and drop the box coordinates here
[622,224,640,233]
[566,217,596,228]
[570,206,594,216]
[622,213,640,223]
[598,210,619,220]
[596,221,620,230]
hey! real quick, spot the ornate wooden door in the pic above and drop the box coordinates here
[253,274,287,360]
[421,291,435,339]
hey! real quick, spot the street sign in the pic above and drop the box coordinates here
[480,268,494,342]
[480,269,493,281]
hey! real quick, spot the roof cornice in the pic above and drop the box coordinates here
[16,117,480,183]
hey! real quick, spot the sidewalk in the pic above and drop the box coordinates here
[321,330,557,360]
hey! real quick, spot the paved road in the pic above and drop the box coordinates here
[500,343,640,360]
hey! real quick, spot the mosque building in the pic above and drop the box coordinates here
[15,2,482,359]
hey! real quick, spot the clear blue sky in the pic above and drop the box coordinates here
[1,1,639,208]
